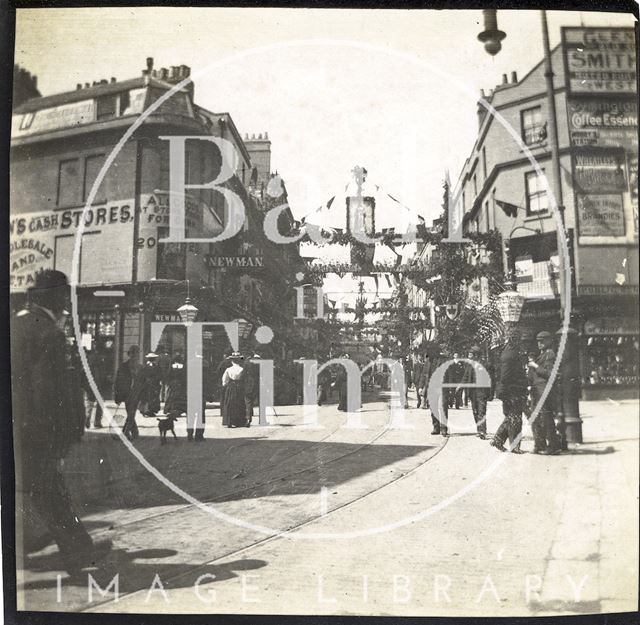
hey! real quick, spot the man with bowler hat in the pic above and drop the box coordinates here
[528,330,562,454]
[11,270,111,573]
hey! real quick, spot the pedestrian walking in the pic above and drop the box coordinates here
[413,353,426,408]
[243,352,258,425]
[335,355,355,412]
[461,345,489,439]
[83,345,109,428]
[217,349,233,425]
[122,352,162,440]
[403,353,413,409]
[11,270,111,573]
[430,350,449,436]
[114,345,142,439]
[527,331,562,454]
[222,352,250,427]
[157,349,171,402]
[491,334,527,453]
[447,352,465,409]
[419,352,432,410]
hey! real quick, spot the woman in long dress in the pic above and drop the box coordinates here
[222,353,250,428]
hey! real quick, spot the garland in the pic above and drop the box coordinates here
[298,227,502,250]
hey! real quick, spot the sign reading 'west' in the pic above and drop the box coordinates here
[562,27,637,95]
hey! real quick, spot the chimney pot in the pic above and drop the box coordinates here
[170,66,178,78]
[85,83,90,89]
[258,133,263,140]
[265,131,269,139]
[160,68,168,80]
[111,77,116,83]
[100,79,108,85]
[146,57,154,72]
[76,83,82,90]
[511,71,518,83]
[501,74,508,85]
[480,88,486,99]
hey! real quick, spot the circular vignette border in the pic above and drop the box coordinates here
[72,38,572,540]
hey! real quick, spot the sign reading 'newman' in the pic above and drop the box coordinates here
[562,27,636,95]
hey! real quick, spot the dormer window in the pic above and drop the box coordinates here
[96,91,131,120]
[96,94,118,120]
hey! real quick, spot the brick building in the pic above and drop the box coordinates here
[10,58,304,399]
[453,26,638,398]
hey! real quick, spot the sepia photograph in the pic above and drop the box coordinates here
[2,2,639,622]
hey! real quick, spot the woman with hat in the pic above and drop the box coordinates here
[222,352,250,428]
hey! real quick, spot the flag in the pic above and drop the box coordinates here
[326,196,335,209]
[496,200,519,218]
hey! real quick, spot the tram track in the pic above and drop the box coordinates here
[82,420,451,613]
[93,399,411,534]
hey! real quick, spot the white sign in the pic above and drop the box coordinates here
[563,27,636,95]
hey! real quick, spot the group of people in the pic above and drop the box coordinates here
[400,331,565,455]
[112,347,259,440]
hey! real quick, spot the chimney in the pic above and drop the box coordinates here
[143,57,154,76]
[170,66,179,79]
[110,77,116,83]
[511,71,518,83]
[180,65,190,78]
[501,73,508,85]
[76,83,82,90]
[479,88,486,99]
[160,68,168,80]
[100,79,108,85]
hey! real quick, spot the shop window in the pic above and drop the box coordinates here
[96,94,118,120]
[521,106,545,145]
[83,154,106,203]
[525,170,549,215]
[482,146,487,180]
[583,332,639,388]
[156,226,186,280]
[57,158,82,207]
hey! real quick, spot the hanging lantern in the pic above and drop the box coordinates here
[177,297,198,324]
[478,9,506,56]
[496,289,525,324]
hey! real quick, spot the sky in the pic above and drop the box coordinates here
[14,7,636,226]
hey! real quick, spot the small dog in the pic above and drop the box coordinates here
[157,413,178,444]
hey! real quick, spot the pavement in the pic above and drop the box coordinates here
[15,392,639,617]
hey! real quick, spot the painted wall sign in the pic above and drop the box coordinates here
[568,98,638,148]
[573,151,627,194]
[562,27,637,95]
[204,256,265,268]
[576,194,626,237]
[12,100,96,137]
[9,200,134,291]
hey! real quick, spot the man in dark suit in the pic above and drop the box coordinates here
[461,345,489,439]
[528,331,562,455]
[11,270,111,573]
[491,334,527,453]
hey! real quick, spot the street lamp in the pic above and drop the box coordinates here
[477,9,506,56]
[177,297,198,324]
[496,277,525,325]
[478,9,582,445]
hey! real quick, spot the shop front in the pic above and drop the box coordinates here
[519,293,639,400]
